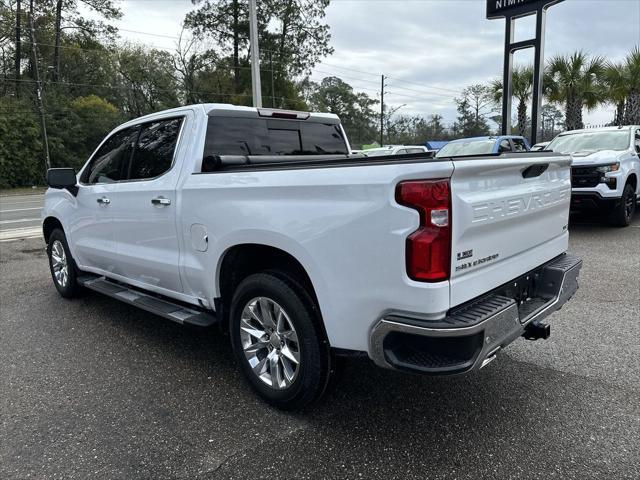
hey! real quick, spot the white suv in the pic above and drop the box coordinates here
[546,126,639,227]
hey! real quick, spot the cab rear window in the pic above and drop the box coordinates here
[203,117,348,158]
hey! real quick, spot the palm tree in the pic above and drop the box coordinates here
[545,51,605,131]
[490,65,534,137]
[622,47,640,124]
[602,62,627,126]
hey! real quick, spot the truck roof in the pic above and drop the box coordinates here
[447,135,527,144]
[558,125,639,135]
[118,103,341,127]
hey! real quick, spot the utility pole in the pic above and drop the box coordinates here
[28,13,51,171]
[248,0,262,108]
[269,51,275,108]
[380,74,385,146]
[15,0,21,96]
[53,0,62,81]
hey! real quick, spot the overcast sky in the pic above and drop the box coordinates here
[110,0,640,126]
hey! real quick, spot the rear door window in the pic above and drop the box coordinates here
[203,117,348,159]
[128,118,183,180]
[83,127,139,184]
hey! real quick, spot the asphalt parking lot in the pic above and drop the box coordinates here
[1,215,638,480]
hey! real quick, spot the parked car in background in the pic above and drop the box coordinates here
[531,141,550,151]
[546,126,639,227]
[425,140,450,151]
[42,104,581,409]
[363,145,431,156]
[435,136,530,158]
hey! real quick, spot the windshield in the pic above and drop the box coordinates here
[436,140,495,158]
[547,130,630,154]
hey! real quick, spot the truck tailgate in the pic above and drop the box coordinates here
[449,153,572,307]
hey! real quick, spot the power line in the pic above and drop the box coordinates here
[16,39,461,100]
[384,75,462,95]
[74,28,465,96]
[5,78,305,105]
[385,84,458,99]
[118,28,181,40]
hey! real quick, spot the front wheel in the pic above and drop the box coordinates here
[47,228,81,298]
[229,273,331,410]
[608,183,636,227]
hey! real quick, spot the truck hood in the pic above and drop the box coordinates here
[570,150,626,166]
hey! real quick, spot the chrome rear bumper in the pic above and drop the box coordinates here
[369,253,582,375]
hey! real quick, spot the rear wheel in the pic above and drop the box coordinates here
[229,273,331,410]
[47,229,81,298]
[608,183,636,227]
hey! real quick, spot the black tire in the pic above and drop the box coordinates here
[47,228,82,298]
[608,183,636,227]
[229,272,331,410]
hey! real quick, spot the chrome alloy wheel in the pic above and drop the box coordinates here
[240,297,300,390]
[51,240,69,288]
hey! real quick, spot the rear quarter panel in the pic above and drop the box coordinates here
[178,160,454,351]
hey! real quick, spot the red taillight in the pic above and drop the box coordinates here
[396,179,451,282]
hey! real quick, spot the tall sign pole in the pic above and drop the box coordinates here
[249,0,262,108]
[487,0,564,145]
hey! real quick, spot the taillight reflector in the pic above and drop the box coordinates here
[396,179,451,282]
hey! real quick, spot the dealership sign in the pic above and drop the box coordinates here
[487,0,564,20]
[487,0,564,144]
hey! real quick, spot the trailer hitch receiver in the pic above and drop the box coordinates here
[523,320,550,341]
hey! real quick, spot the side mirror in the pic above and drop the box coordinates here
[46,168,78,195]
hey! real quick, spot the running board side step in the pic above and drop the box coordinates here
[78,275,218,327]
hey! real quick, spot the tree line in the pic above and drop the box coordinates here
[0,1,638,187]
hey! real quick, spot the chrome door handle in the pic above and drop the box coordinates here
[151,197,171,206]
[96,196,110,205]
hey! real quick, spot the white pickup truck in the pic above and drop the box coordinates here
[43,104,582,409]
[546,126,640,226]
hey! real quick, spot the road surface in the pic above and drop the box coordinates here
[0,215,638,479]
[0,193,44,240]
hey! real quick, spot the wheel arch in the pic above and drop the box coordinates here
[42,216,64,244]
[216,243,323,332]
[626,172,637,192]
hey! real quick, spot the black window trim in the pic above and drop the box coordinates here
[79,115,186,186]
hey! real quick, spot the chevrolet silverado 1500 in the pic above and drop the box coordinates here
[43,104,582,409]
[546,126,639,227]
